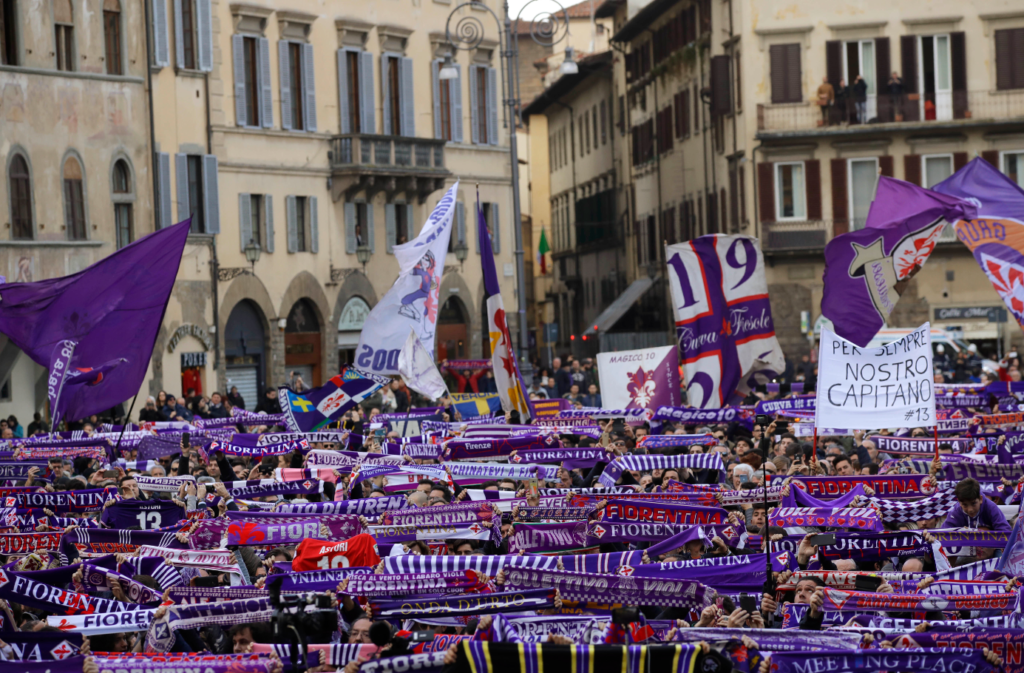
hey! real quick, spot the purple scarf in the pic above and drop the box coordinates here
[768,507,883,532]
[769,649,994,673]
[443,435,561,460]
[369,589,555,619]
[502,567,715,609]
[791,475,936,499]
[508,522,589,553]
[275,496,408,516]
[601,500,727,525]
[223,478,322,499]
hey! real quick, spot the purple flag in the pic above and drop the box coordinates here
[0,220,191,422]
[665,235,784,408]
[595,345,680,410]
[821,177,976,346]
[932,157,1024,327]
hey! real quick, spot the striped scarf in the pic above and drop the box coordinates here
[454,641,701,673]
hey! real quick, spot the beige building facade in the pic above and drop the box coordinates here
[0,0,154,423]
[145,0,518,408]
[596,0,1024,367]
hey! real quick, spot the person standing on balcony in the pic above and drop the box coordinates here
[816,77,834,125]
[853,75,868,124]
[834,79,849,124]
[887,72,903,122]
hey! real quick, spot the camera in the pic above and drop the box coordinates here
[268,581,339,673]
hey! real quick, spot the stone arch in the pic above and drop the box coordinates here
[332,271,379,326]
[218,273,277,391]
[275,271,331,387]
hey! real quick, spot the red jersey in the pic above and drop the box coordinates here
[292,533,381,571]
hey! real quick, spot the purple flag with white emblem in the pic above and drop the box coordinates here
[665,235,784,408]
[932,157,1024,328]
[821,177,976,346]
[596,345,679,410]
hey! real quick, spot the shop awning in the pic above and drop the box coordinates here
[583,274,660,336]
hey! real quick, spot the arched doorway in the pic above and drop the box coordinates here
[225,300,267,407]
[285,299,322,389]
[337,296,370,369]
[436,296,469,361]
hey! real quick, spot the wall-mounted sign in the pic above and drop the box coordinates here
[181,352,207,369]
[338,297,370,331]
[934,306,1006,322]
[167,324,213,352]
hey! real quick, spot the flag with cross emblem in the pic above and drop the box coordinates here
[279,367,391,432]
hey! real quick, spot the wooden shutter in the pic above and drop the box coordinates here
[694,84,700,131]
[286,196,298,252]
[156,152,172,229]
[994,29,1024,91]
[366,201,376,253]
[344,202,356,253]
[400,57,415,137]
[875,38,890,96]
[239,193,252,251]
[468,65,479,144]
[904,155,921,186]
[173,0,184,69]
[491,203,500,254]
[825,40,842,87]
[381,54,391,135]
[339,50,352,135]
[264,194,274,253]
[452,64,463,143]
[830,158,848,236]
[879,155,894,177]
[196,0,211,71]
[900,36,919,121]
[805,159,822,221]
[174,153,189,221]
[359,52,375,133]
[202,155,219,234]
[303,43,317,132]
[982,151,1000,168]
[385,203,396,253]
[487,67,498,145]
[279,42,293,130]
[232,35,246,126]
[309,195,318,253]
[757,162,774,222]
[431,59,441,139]
[954,152,968,171]
[710,54,731,115]
[950,32,967,119]
[259,38,272,128]
[151,0,169,67]
[770,44,801,103]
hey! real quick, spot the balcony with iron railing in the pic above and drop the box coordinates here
[761,219,961,253]
[329,134,450,203]
[756,90,1024,138]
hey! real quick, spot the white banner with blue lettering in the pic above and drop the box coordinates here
[356,182,458,374]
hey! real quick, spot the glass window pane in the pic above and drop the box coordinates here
[936,36,950,91]
[1004,153,1024,189]
[850,159,878,230]
[925,155,953,188]
[861,41,875,95]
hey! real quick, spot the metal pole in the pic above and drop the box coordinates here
[503,2,532,382]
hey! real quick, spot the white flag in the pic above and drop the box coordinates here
[814,322,935,429]
[356,182,458,375]
[398,329,449,401]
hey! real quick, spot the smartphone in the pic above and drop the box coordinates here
[525,478,540,498]
[809,533,837,547]
[182,432,190,449]
[738,473,749,484]
[192,576,219,588]
[739,593,757,614]
[855,575,883,592]
[774,421,789,432]
[409,631,434,643]
[258,465,273,475]
[611,420,625,434]
[755,414,772,427]
[103,469,119,479]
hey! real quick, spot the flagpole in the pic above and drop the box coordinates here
[114,393,139,458]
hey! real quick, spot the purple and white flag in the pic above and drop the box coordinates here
[596,345,680,410]
[666,235,784,408]
[821,176,976,346]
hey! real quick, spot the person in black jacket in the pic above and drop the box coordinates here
[852,75,868,123]
[834,79,849,124]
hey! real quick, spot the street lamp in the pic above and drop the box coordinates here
[439,53,459,81]
[356,244,371,272]
[444,0,573,383]
[560,46,579,75]
[244,239,261,274]
[454,241,469,269]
